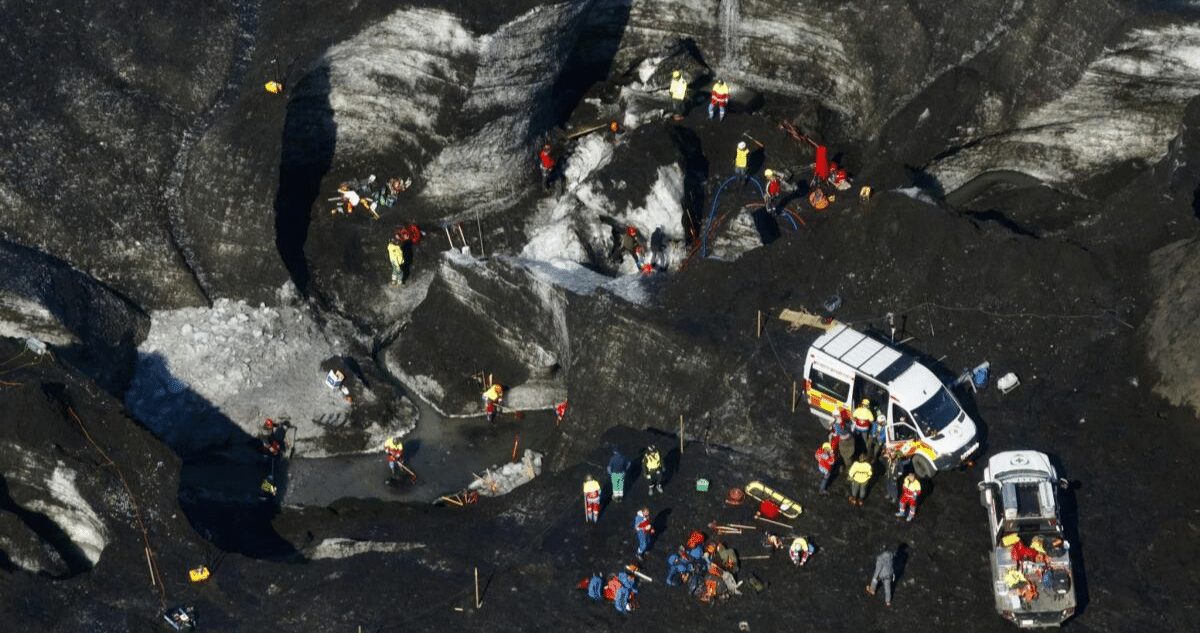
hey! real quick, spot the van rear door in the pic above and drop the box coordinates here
[805,361,852,423]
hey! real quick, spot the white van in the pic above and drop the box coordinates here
[801,322,979,477]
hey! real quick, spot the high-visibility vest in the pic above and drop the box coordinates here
[644,451,662,471]
[670,76,688,101]
[710,82,729,105]
[735,147,749,168]
[849,461,873,483]
[790,537,809,553]
[388,242,404,267]
[583,480,601,498]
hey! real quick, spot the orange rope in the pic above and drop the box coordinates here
[68,406,167,608]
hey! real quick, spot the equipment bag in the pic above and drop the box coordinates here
[747,573,766,593]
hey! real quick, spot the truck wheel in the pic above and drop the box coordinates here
[914,455,936,479]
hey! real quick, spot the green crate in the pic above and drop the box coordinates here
[696,478,710,492]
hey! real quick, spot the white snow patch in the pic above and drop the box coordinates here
[125,295,355,454]
[0,296,77,346]
[895,187,942,206]
[469,450,542,496]
[306,538,426,560]
[323,8,478,160]
[931,24,1200,192]
[25,464,109,566]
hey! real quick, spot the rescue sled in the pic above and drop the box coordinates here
[743,481,802,518]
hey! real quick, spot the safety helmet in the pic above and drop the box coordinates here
[585,473,594,481]
[716,78,724,84]
[494,384,503,392]
[672,70,681,77]
[609,120,619,132]
[338,184,348,191]
[626,226,637,236]
[264,418,275,429]
[542,143,552,151]
[738,141,746,149]
[763,169,774,178]
[822,442,831,450]
[861,399,870,405]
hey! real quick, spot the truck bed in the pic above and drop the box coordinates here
[990,546,1076,627]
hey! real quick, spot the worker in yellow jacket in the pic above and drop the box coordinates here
[669,70,688,120]
[847,454,873,506]
[734,141,750,185]
[387,238,405,286]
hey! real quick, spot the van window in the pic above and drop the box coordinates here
[890,421,919,442]
[910,386,962,434]
[809,367,850,402]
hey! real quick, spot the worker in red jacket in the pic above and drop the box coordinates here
[384,437,405,479]
[896,473,922,522]
[538,143,558,191]
[815,441,837,493]
[764,169,783,214]
[583,474,602,523]
[708,78,730,121]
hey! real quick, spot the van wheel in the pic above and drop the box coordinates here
[913,455,936,479]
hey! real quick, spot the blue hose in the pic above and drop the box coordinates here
[703,176,766,257]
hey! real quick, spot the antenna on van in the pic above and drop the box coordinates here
[886,312,896,342]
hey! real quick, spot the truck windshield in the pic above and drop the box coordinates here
[910,386,961,434]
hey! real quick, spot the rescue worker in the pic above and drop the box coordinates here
[607,447,630,502]
[259,476,277,500]
[815,441,837,493]
[642,445,664,495]
[583,474,602,523]
[708,78,730,121]
[666,548,692,587]
[260,417,285,459]
[828,162,850,190]
[264,80,284,94]
[763,169,782,213]
[538,143,558,191]
[384,437,405,479]
[851,399,874,436]
[834,409,856,465]
[482,383,504,424]
[618,226,642,267]
[883,450,907,503]
[614,566,638,613]
[847,454,873,506]
[669,70,688,120]
[633,507,655,559]
[865,544,896,607]
[334,184,365,215]
[387,237,405,286]
[866,414,888,462]
[584,572,604,601]
[704,541,739,572]
[788,535,815,566]
[734,141,750,185]
[897,472,922,521]
[262,437,282,460]
[708,561,742,597]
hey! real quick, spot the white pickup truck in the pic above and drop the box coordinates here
[977,451,1076,628]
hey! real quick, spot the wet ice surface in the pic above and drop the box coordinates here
[282,409,555,505]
